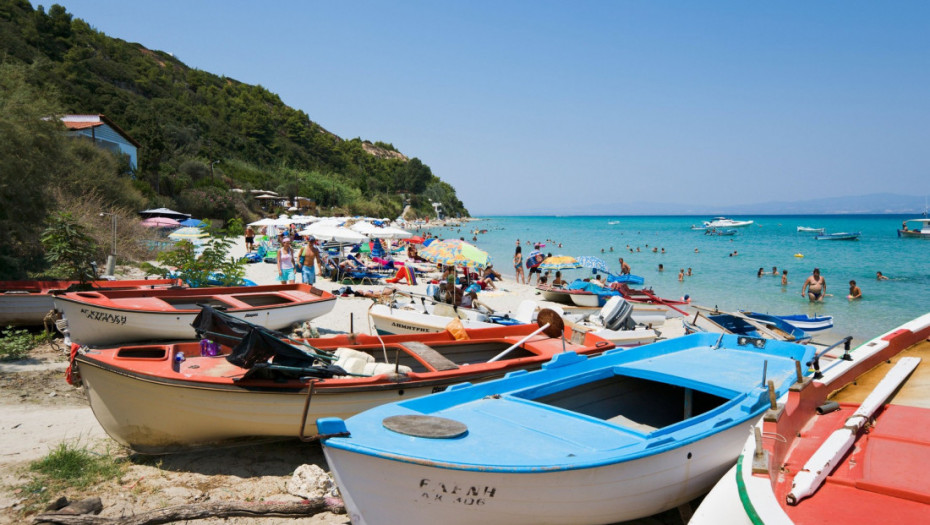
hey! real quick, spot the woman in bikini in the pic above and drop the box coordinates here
[513,246,525,284]
[801,268,826,302]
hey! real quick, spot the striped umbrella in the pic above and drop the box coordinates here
[576,255,610,273]
[418,239,492,269]
[168,227,209,240]
[538,255,581,271]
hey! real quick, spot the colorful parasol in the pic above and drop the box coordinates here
[538,255,581,271]
[168,227,209,240]
[418,239,492,269]
[575,255,610,273]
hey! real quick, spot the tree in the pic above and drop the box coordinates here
[142,236,246,288]
[40,211,98,283]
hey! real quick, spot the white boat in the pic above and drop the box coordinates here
[797,226,825,233]
[703,217,754,228]
[54,284,336,346]
[371,298,659,348]
[898,218,930,238]
[319,333,817,525]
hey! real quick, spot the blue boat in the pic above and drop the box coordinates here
[774,313,834,332]
[318,333,816,525]
[739,311,813,343]
[815,231,861,241]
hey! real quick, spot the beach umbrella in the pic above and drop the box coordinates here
[298,223,368,243]
[179,218,206,228]
[419,239,492,269]
[140,217,180,228]
[350,221,413,239]
[538,255,581,271]
[168,227,209,240]
[421,238,436,247]
[408,236,425,244]
[576,255,610,273]
[139,208,190,220]
[248,218,277,227]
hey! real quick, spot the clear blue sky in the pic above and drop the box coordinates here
[46,1,930,215]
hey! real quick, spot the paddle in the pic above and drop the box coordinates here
[488,309,564,362]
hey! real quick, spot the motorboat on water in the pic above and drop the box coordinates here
[691,313,930,525]
[54,283,336,346]
[815,231,861,241]
[797,226,825,233]
[318,332,817,525]
[898,218,930,238]
[70,307,614,453]
[704,228,738,236]
[703,217,754,228]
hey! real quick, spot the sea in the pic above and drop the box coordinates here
[421,215,929,344]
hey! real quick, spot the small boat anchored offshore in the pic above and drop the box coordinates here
[797,226,825,233]
[898,218,930,238]
[815,231,861,241]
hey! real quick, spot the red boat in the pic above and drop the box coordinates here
[692,313,930,524]
[0,279,182,326]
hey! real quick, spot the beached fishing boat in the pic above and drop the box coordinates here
[371,297,659,348]
[815,231,861,241]
[797,226,825,233]
[704,217,754,228]
[0,279,182,326]
[775,313,834,331]
[535,284,573,304]
[70,308,614,453]
[54,283,336,346]
[691,313,930,525]
[897,218,930,238]
[318,332,816,525]
[684,308,811,343]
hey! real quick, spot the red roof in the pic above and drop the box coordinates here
[62,121,104,130]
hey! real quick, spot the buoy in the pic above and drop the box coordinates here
[794,253,804,258]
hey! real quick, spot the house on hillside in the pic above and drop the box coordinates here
[61,114,141,173]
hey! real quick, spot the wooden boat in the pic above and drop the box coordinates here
[54,284,336,346]
[797,226,825,233]
[815,231,861,241]
[775,313,834,331]
[536,284,573,304]
[371,298,659,348]
[318,332,817,525]
[898,218,930,238]
[691,312,930,525]
[70,310,614,453]
[0,279,181,326]
[685,307,811,344]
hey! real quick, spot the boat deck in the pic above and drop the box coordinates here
[778,338,930,521]
[68,288,318,312]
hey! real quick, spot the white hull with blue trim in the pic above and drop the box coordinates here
[319,332,816,525]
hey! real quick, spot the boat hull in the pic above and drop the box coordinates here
[776,314,833,332]
[55,284,336,345]
[369,305,498,335]
[324,422,750,525]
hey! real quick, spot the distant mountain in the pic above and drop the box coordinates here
[505,193,929,216]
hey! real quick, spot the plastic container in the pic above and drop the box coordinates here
[175,352,186,363]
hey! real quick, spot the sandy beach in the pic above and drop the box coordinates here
[1,234,689,523]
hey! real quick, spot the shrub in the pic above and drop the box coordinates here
[0,326,38,361]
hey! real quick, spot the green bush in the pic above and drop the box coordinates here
[0,326,39,361]
[20,441,126,511]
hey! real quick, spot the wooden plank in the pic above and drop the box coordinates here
[401,341,460,371]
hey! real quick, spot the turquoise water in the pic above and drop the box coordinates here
[422,215,929,343]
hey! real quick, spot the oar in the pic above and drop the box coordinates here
[786,356,921,505]
[488,311,563,363]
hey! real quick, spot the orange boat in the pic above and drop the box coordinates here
[71,309,614,453]
[0,279,182,326]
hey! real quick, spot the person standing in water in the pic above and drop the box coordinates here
[801,268,826,302]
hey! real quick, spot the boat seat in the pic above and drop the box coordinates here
[606,413,657,434]
[401,341,460,371]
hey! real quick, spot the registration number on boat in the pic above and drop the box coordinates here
[418,478,496,506]
[79,308,127,325]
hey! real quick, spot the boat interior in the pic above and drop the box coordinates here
[530,374,731,434]
[71,290,301,311]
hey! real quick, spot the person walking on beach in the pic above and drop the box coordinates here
[298,237,323,285]
[848,280,862,300]
[277,238,296,284]
[244,225,255,253]
[801,268,826,302]
[513,246,525,284]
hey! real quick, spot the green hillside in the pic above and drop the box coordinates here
[0,0,468,221]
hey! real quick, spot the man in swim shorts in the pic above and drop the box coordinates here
[801,268,826,302]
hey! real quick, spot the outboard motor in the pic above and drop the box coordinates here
[597,296,635,331]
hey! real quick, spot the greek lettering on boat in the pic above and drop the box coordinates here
[418,478,496,505]
[79,308,127,325]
